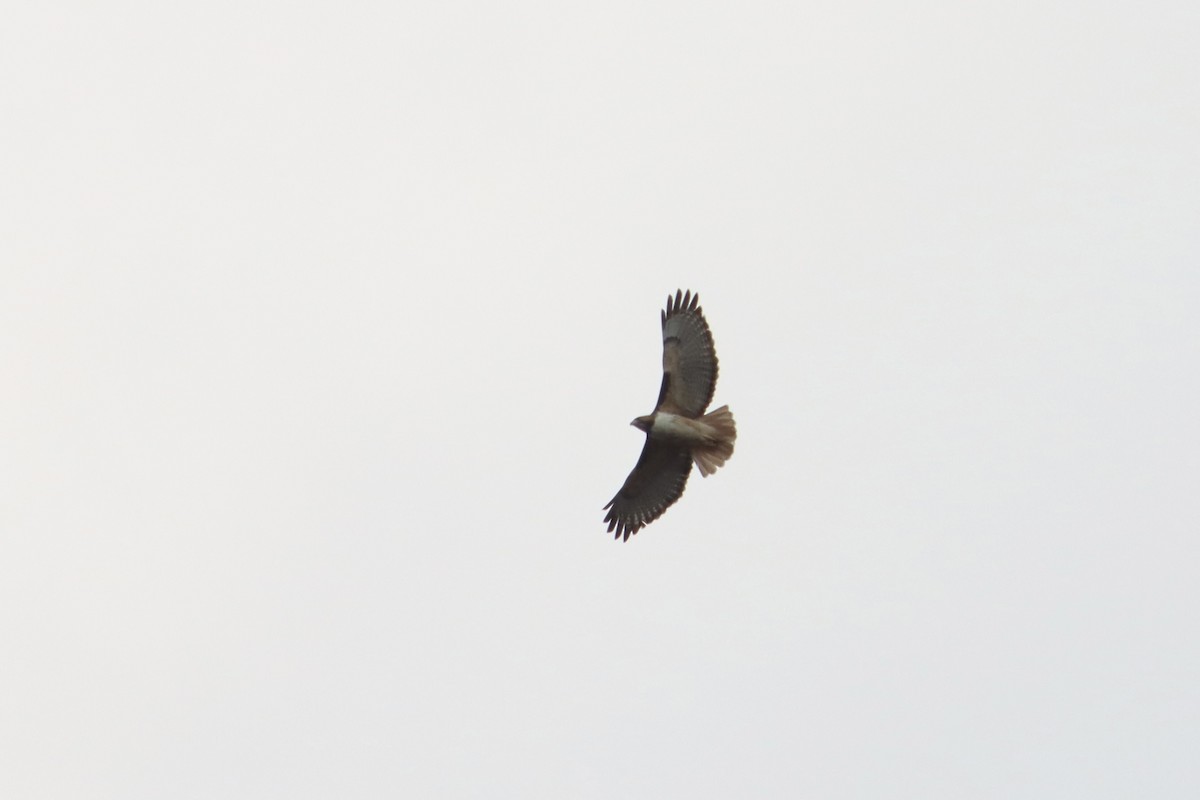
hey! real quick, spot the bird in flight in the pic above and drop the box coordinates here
[603,290,737,541]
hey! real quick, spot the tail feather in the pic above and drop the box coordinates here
[693,405,736,477]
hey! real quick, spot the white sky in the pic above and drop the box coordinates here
[3,2,1198,797]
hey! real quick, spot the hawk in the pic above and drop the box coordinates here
[603,290,737,541]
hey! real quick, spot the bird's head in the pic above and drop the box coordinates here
[631,414,655,433]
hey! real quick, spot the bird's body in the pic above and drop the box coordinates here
[637,409,732,458]
[639,410,714,443]
[603,290,736,540]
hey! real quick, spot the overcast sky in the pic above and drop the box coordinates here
[3,2,1198,797]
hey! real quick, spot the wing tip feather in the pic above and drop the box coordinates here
[664,288,703,319]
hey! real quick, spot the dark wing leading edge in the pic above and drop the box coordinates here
[603,439,694,541]
[655,290,719,417]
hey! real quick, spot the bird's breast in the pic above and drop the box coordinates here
[650,412,715,444]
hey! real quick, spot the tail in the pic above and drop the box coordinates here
[692,405,736,477]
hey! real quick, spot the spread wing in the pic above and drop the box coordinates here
[603,440,693,541]
[655,289,719,417]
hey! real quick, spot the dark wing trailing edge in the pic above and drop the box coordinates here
[602,440,693,541]
[657,290,719,417]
